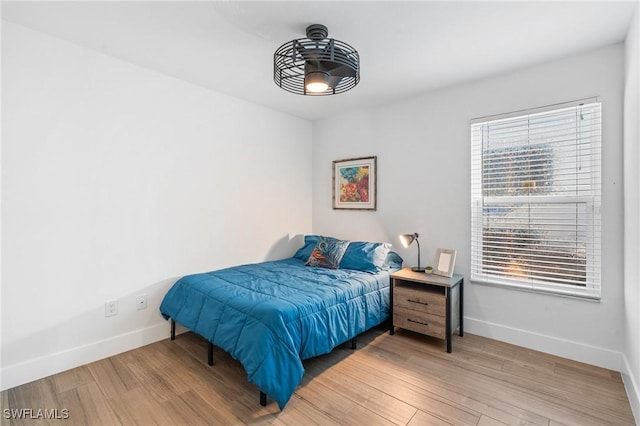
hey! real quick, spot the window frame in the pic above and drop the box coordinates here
[470,98,602,300]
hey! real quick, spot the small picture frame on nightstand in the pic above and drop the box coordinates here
[434,248,457,277]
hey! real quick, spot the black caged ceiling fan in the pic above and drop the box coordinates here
[273,24,360,96]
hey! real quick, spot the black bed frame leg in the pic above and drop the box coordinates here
[259,391,267,406]
[170,319,176,341]
[350,337,357,350]
[208,342,214,366]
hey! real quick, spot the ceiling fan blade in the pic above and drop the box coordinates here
[325,63,357,78]
[309,61,356,76]
[327,75,344,88]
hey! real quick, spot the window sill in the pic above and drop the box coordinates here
[471,276,601,301]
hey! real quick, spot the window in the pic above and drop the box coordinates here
[471,99,601,299]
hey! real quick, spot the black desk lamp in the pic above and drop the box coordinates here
[399,233,425,272]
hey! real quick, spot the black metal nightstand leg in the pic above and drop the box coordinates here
[445,287,452,353]
[389,278,395,335]
[459,278,464,337]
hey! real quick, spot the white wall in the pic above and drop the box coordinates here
[1,22,312,390]
[313,44,626,371]
[623,5,640,423]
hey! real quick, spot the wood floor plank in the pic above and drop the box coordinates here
[188,384,250,425]
[0,328,635,426]
[59,381,121,426]
[105,386,174,425]
[295,378,359,420]
[51,366,94,395]
[1,391,10,426]
[161,389,241,426]
[5,377,63,426]
[407,409,456,425]
[339,403,399,426]
[86,357,140,400]
[122,347,194,404]
[477,414,510,426]
[269,394,342,426]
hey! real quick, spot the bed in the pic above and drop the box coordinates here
[159,236,402,409]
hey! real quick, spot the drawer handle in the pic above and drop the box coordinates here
[408,318,428,326]
[407,298,428,306]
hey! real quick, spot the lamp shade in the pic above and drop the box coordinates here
[399,232,424,272]
[399,233,417,248]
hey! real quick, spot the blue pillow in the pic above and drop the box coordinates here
[293,235,320,260]
[383,251,404,270]
[340,241,392,272]
[306,237,350,269]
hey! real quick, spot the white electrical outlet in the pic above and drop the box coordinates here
[136,294,148,310]
[105,299,118,317]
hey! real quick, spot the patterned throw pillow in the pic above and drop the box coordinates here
[306,236,350,269]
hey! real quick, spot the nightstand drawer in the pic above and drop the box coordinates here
[394,285,445,316]
[393,307,446,339]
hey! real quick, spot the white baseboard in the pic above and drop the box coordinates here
[465,316,623,371]
[621,354,640,426]
[1,322,171,391]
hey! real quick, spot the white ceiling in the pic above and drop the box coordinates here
[2,1,637,121]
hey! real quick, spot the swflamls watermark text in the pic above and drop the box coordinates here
[3,408,70,420]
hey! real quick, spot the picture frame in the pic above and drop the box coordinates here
[332,156,377,210]
[434,248,457,277]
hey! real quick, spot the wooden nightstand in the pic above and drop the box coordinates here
[390,268,464,353]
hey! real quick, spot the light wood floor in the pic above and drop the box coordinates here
[1,327,636,426]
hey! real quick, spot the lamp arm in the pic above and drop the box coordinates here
[415,237,421,269]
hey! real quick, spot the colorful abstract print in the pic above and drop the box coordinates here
[339,165,370,203]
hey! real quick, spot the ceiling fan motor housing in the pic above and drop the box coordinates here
[306,24,328,40]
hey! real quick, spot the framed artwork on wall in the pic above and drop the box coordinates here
[332,156,377,210]
[434,248,457,277]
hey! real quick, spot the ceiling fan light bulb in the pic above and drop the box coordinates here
[305,71,329,93]
[306,81,329,92]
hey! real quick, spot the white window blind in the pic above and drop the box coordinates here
[471,99,601,299]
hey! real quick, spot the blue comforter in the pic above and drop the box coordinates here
[159,258,391,409]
